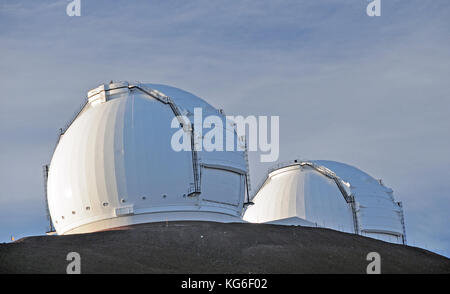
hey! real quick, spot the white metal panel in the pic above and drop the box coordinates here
[201,167,243,207]
[303,169,355,233]
[146,83,247,173]
[121,91,195,208]
[312,160,404,240]
[198,123,247,173]
[48,95,126,234]
[244,166,302,223]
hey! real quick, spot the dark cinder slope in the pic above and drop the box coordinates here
[0,221,449,274]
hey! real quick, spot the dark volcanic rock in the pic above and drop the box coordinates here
[0,221,448,274]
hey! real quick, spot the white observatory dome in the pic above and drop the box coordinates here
[47,82,248,235]
[244,160,407,244]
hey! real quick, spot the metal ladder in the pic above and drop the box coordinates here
[243,137,254,206]
[42,165,55,233]
[398,202,407,245]
[244,138,251,192]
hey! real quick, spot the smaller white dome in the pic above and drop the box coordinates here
[244,160,406,244]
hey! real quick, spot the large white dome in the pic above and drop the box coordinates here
[47,82,248,235]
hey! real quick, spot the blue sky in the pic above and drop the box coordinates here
[0,0,449,257]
